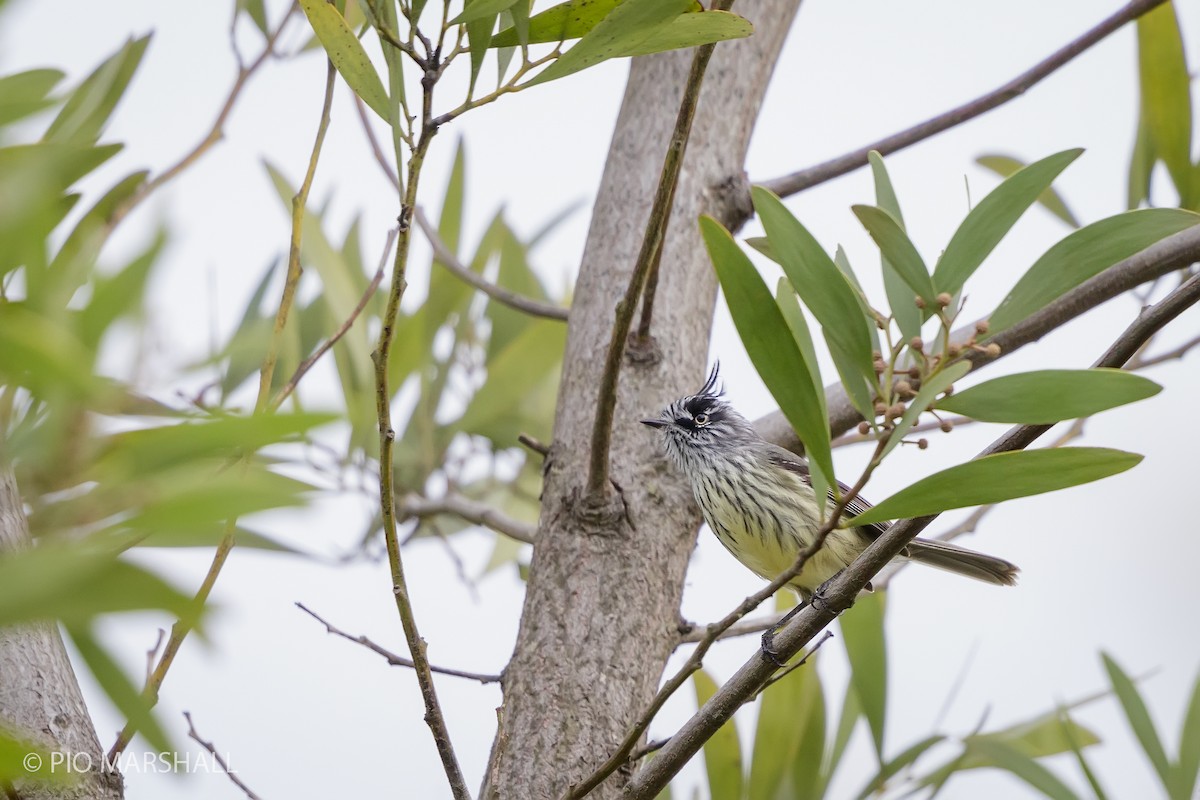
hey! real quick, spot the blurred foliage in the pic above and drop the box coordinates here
[681,596,1200,800]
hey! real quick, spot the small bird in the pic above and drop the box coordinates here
[642,366,1019,606]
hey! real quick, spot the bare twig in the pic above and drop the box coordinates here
[399,492,536,544]
[831,416,973,448]
[271,227,396,409]
[413,207,570,321]
[183,711,262,800]
[517,433,550,457]
[296,603,500,683]
[1126,332,1200,370]
[676,613,782,645]
[108,7,297,230]
[625,273,1200,799]
[584,9,729,502]
[758,0,1169,199]
[750,629,834,699]
[354,94,404,192]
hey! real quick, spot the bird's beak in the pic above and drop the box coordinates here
[640,418,668,429]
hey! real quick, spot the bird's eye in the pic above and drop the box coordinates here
[694,412,709,426]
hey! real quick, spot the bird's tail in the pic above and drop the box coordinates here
[905,538,1020,586]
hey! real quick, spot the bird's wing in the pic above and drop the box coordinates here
[761,442,891,540]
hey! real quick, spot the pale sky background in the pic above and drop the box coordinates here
[3,0,1200,798]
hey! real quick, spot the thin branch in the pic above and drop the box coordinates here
[750,630,834,699]
[399,492,537,544]
[567,437,888,800]
[584,17,727,502]
[517,433,550,457]
[412,207,570,321]
[1126,332,1200,369]
[108,56,340,765]
[183,712,262,800]
[676,613,782,645]
[757,227,1200,450]
[108,7,296,230]
[758,0,1169,199]
[354,93,405,191]
[271,227,396,409]
[369,34,470,799]
[625,272,1200,799]
[831,416,973,448]
[296,603,500,683]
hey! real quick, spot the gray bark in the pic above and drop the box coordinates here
[483,4,801,797]
[0,469,123,800]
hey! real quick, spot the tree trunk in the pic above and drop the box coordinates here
[0,469,123,800]
[483,4,801,797]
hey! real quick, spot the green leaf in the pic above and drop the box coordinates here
[791,663,827,800]
[90,412,334,478]
[701,215,835,489]
[1128,112,1157,210]
[969,739,1081,800]
[934,149,1083,297]
[79,230,165,348]
[0,68,64,127]
[464,1,498,91]
[451,0,520,25]
[822,685,862,794]
[840,590,888,760]
[44,36,150,144]
[238,0,270,35]
[774,279,830,513]
[492,0,621,46]
[883,361,970,459]
[868,151,922,343]
[989,208,1200,333]
[527,0,693,86]
[976,154,1080,228]
[854,735,944,800]
[618,11,753,57]
[754,187,875,386]
[67,626,173,754]
[0,303,106,400]
[847,447,1143,527]
[852,205,936,306]
[694,670,742,800]
[1136,3,1193,204]
[487,222,552,361]
[1056,708,1109,800]
[1171,668,1200,800]
[937,369,1161,424]
[971,710,1101,764]
[298,0,390,120]
[1102,652,1172,789]
[749,625,823,800]
[0,734,64,786]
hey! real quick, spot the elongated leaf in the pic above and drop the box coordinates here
[977,154,1080,227]
[989,208,1200,333]
[883,360,970,459]
[823,685,862,794]
[44,36,149,144]
[791,662,827,800]
[451,0,520,25]
[67,626,173,754]
[528,0,693,86]
[694,670,742,800]
[465,0,498,91]
[0,68,64,127]
[1056,708,1109,800]
[855,735,944,800]
[492,0,622,46]
[749,610,823,800]
[775,280,829,512]
[1136,3,1193,204]
[970,739,1081,800]
[834,245,880,354]
[754,187,875,385]
[298,0,389,120]
[847,448,1142,527]
[79,230,165,348]
[934,149,1083,296]
[972,711,1101,762]
[841,591,887,760]
[938,369,1160,424]
[869,151,922,342]
[0,549,195,628]
[853,205,935,305]
[89,413,334,478]
[1172,668,1200,800]
[619,11,753,57]
[1102,652,1172,788]
[701,215,835,488]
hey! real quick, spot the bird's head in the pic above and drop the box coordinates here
[641,364,755,467]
